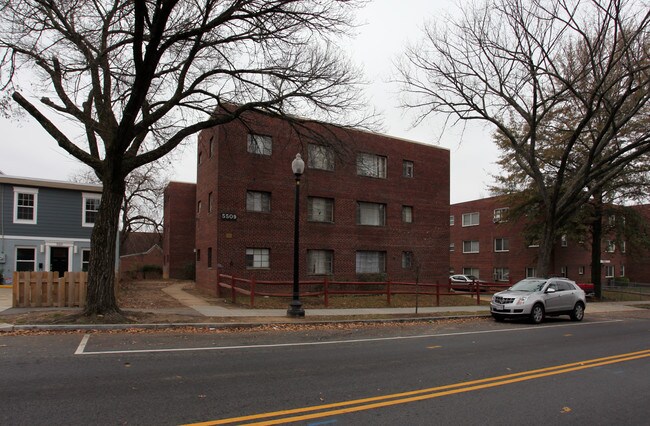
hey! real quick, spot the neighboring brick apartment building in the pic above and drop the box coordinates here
[450,195,650,284]
[164,110,450,294]
[163,182,196,279]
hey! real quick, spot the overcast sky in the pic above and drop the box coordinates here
[0,0,499,204]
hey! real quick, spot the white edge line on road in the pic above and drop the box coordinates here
[75,334,91,355]
[75,319,622,356]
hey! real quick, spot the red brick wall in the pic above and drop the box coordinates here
[194,111,450,294]
[120,246,164,280]
[450,195,634,284]
[163,182,197,279]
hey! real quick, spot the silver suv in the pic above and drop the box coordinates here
[491,277,586,324]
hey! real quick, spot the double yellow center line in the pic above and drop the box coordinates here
[185,349,650,425]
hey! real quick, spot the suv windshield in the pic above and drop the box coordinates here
[510,279,547,292]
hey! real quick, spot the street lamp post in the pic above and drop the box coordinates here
[287,153,306,317]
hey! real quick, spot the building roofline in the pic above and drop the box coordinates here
[0,174,102,192]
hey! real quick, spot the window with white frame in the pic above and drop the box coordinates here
[494,238,509,252]
[526,267,537,278]
[247,134,272,156]
[449,243,455,252]
[356,251,386,274]
[246,191,271,212]
[605,265,615,278]
[246,248,270,269]
[462,212,479,227]
[463,267,479,277]
[307,144,334,171]
[208,192,213,213]
[493,207,509,223]
[605,240,616,253]
[620,264,625,277]
[450,215,455,226]
[578,266,585,275]
[403,160,414,178]
[493,267,509,282]
[402,206,413,223]
[308,197,334,223]
[82,249,91,272]
[561,234,568,247]
[15,247,36,271]
[402,251,413,269]
[621,241,626,253]
[356,153,387,178]
[462,240,479,253]
[307,250,333,275]
[13,187,38,224]
[82,193,101,226]
[528,239,540,248]
[560,266,567,277]
[357,202,386,226]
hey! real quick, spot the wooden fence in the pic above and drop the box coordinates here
[12,271,88,308]
[216,273,511,308]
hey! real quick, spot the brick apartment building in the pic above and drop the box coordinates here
[164,110,450,294]
[450,195,650,284]
[162,182,196,279]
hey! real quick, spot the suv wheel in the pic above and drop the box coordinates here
[530,304,545,324]
[570,302,585,321]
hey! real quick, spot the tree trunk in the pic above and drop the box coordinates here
[591,192,603,299]
[84,179,125,315]
[536,222,555,278]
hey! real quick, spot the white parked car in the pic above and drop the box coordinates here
[449,274,484,291]
[491,277,586,324]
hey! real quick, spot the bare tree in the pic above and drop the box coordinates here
[397,0,650,278]
[0,0,369,316]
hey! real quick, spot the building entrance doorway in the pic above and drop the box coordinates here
[50,247,69,277]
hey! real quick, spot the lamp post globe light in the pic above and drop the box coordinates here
[287,153,306,317]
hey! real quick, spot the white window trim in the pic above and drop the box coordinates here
[82,192,102,227]
[494,238,509,252]
[462,212,479,227]
[13,187,38,225]
[462,240,479,254]
[81,248,91,272]
[15,246,37,272]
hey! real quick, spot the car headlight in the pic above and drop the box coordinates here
[516,296,529,305]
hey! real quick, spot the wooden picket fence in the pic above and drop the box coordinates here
[12,271,88,308]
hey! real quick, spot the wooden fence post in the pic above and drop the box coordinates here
[216,272,221,298]
[250,278,256,308]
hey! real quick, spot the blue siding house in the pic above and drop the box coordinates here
[0,174,102,284]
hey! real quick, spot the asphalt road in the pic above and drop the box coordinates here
[1,312,649,425]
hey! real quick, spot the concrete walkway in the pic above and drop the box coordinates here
[1,283,647,320]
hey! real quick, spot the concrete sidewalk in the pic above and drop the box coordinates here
[1,282,647,321]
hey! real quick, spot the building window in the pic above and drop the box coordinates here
[526,267,537,278]
[493,267,509,282]
[578,266,585,275]
[561,234,568,247]
[208,192,213,213]
[620,265,625,277]
[462,212,479,227]
[621,241,626,253]
[463,267,479,278]
[462,240,479,253]
[357,202,386,226]
[357,153,387,178]
[82,249,90,272]
[197,200,202,214]
[402,206,413,223]
[308,197,334,223]
[246,248,270,269]
[307,250,333,275]
[15,247,36,272]
[605,265,615,278]
[307,144,334,171]
[196,249,200,262]
[209,138,214,158]
[247,134,272,156]
[402,251,413,269]
[246,191,271,212]
[82,193,101,227]
[560,266,567,277]
[528,239,540,248]
[450,243,455,252]
[494,238,509,252]
[13,187,38,224]
[493,207,509,223]
[403,160,414,178]
[356,251,386,274]
[450,215,455,226]
[605,240,616,253]
[207,247,213,268]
